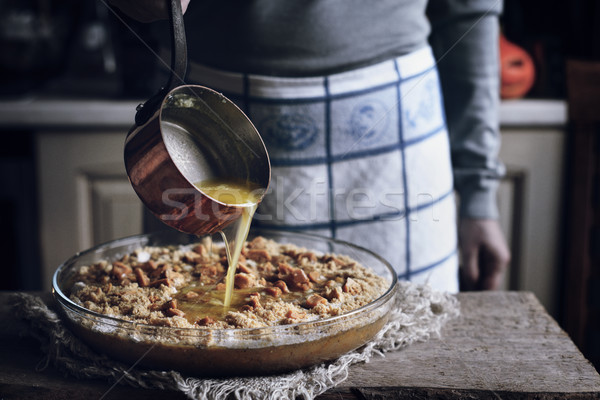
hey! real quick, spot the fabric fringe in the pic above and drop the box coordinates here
[10,282,459,400]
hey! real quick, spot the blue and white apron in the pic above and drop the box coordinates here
[187,45,459,293]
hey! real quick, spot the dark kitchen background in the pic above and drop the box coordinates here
[0,0,599,369]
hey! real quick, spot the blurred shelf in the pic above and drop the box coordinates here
[0,97,567,131]
[0,98,140,130]
[500,99,567,127]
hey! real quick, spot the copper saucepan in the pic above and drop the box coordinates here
[124,0,270,236]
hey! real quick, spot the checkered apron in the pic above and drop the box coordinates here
[188,46,459,292]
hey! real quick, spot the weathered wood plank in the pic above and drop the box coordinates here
[0,336,187,400]
[335,292,600,395]
[0,291,598,399]
[355,388,600,400]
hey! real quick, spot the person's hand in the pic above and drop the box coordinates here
[108,0,190,23]
[458,218,510,291]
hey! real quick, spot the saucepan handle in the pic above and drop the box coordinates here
[134,0,188,126]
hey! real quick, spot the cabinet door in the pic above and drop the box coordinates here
[497,127,565,317]
[36,132,144,289]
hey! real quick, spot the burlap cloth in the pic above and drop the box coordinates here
[10,282,459,400]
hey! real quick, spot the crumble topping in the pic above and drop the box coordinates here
[69,236,388,330]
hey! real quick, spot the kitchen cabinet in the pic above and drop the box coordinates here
[493,100,567,317]
[496,126,565,316]
[36,131,144,288]
[29,100,567,318]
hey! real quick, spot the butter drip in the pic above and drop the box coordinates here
[195,178,262,308]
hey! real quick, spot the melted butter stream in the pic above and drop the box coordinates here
[176,178,262,321]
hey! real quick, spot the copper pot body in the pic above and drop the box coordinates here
[124,85,270,235]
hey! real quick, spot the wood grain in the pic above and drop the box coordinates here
[338,292,600,394]
[1,291,598,399]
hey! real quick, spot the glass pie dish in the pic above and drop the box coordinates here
[52,230,398,377]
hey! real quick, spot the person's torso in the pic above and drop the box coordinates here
[181,0,430,76]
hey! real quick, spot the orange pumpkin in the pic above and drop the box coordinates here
[499,33,536,99]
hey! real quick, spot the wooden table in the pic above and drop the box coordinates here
[1,291,599,399]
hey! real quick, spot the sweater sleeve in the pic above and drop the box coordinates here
[427,0,505,219]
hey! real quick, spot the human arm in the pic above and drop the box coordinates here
[108,0,190,23]
[427,0,510,290]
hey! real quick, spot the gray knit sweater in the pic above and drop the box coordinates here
[181,0,504,219]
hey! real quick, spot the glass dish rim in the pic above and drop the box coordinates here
[52,229,398,337]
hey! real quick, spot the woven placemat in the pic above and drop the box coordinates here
[11,282,459,400]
